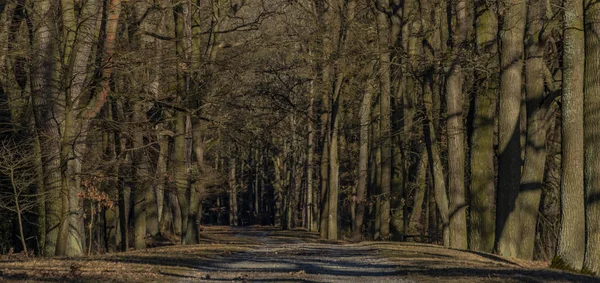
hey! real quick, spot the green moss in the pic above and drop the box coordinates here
[580,266,597,276]
[550,256,582,273]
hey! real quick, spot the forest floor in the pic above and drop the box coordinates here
[0,226,598,283]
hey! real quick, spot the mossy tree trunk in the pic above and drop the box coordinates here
[375,0,391,240]
[516,0,553,260]
[554,0,585,271]
[583,0,600,274]
[495,0,526,258]
[446,0,468,250]
[469,0,498,254]
[354,66,374,240]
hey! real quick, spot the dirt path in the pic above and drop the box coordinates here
[1,226,598,283]
[195,228,411,283]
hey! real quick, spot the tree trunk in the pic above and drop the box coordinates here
[132,103,147,250]
[111,100,129,251]
[470,0,498,253]
[446,0,468,250]
[376,0,391,240]
[328,74,343,240]
[173,1,193,242]
[254,149,261,224]
[516,0,551,260]
[319,122,329,238]
[30,0,62,256]
[315,0,332,239]
[354,68,373,240]
[173,112,188,240]
[583,0,600,274]
[553,0,586,271]
[307,96,315,231]
[33,132,46,253]
[408,152,428,235]
[184,119,204,244]
[423,75,450,247]
[229,157,238,226]
[495,0,526,258]
[145,12,165,238]
[420,0,449,247]
[152,126,169,236]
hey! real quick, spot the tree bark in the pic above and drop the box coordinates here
[495,0,526,258]
[583,0,600,274]
[446,0,468,250]
[375,0,391,240]
[328,74,342,240]
[132,103,148,250]
[354,67,373,240]
[553,0,586,271]
[29,0,63,256]
[229,157,238,226]
[408,152,428,235]
[516,0,552,260]
[316,0,331,238]
[306,96,315,231]
[423,74,450,247]
[173,112,188,240]
[184,119,204,244]
[470,0,498,253]
[173,1,192,242]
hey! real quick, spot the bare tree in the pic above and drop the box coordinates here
[0,140,39,253]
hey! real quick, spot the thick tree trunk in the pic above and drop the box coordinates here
[170,190,182,236]
[470,0,497,253]
[173,1,193,242]
[583,0,600,274]
[173,112,189,240]
[553,0,586,271]
[316,0,332,239]
[354,71,373,240]
[328,74,342,240]
[30,0,62,256]
[60,0,113,256]
[408,152,428,235]
[495,0,526,258]
[423,76,450,247]
[419,0,448,247]
[446,0,468,250]
[184,119,204,244]
[376,0,391,240]
[516,0,551,260]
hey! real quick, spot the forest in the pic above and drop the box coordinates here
[0,0,598,278]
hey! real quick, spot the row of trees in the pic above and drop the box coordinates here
[0,0,598,276]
